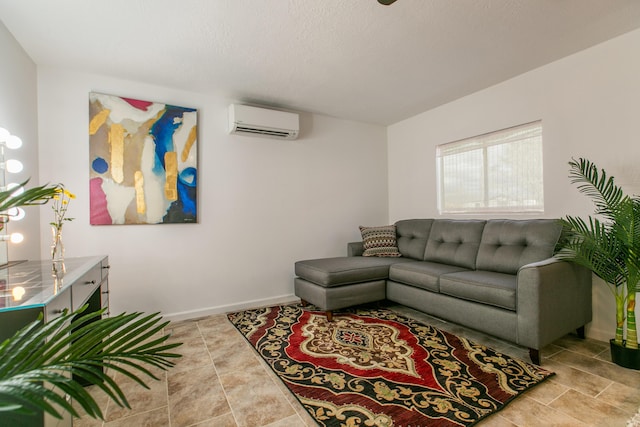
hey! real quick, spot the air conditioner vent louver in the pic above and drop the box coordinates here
[235,126,292,138]
[228,104,299,140]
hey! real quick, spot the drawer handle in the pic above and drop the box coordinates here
[102,290,109,294]
[52,309,64,314]
[85,280,96,285]
[102,265,111,269]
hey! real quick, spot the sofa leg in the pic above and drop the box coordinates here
[529,348,540,365]
[300,299,309,307]
[576,325,586,339]
[326,311,333,322]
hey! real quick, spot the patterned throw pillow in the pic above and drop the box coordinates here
[359,225,402,257]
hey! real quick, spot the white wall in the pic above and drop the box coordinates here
[388,28,640,342]
[0,21,43,261]
[36,67,389,319]
[7,18,639,342]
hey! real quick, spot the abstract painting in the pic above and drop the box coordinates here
[89,92,197,225]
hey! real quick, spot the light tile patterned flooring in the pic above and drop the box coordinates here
[74,302,640,427]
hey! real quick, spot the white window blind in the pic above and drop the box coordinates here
[436,121,543,214]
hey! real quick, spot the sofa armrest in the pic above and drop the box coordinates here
[516,258,592,349]
[347,241,364,257]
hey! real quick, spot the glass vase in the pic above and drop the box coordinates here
[51,225,64,262]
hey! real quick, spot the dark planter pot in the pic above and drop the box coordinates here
[610,339,640,370]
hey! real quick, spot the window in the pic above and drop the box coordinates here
[436,121,543,214]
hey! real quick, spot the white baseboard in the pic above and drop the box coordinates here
[585,325,613,344]
[162,294,300,322]
[162,297,615,347]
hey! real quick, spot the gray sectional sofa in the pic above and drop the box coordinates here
[294,219,593,364]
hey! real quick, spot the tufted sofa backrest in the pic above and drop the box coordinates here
[395,219,434,260]
[475,219,563,274]
[423,220,486,269]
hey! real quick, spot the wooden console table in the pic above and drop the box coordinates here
[0,255,110,427]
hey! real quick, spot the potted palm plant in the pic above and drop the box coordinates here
[556,158,640,369]
[0,181,182,421]
[0,307,181,422]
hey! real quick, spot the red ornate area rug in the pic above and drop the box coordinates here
[227,304,554,426]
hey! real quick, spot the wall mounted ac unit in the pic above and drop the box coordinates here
[228,104,299,140]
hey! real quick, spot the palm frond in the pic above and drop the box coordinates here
[619,196,640,278]
[568,158,624,219]
[557,215,626,287]
[559,157,640,347]
[0,179,60,215]
[0,306,182,420]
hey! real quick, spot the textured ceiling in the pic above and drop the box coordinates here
[1,0,640,125]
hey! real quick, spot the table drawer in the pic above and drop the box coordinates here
[71,264,102,311]
[101,256,110,280]
[100,279,110,316]
[45,287,71,322]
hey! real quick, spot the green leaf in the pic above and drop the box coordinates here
[557,157,640,345]
[0,179,60,214]
[0,307,182,420]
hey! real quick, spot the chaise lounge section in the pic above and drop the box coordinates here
[294,218,592,364]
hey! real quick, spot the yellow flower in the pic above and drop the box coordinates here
[49,185,75,229]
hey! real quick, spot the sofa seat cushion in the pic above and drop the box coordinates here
[295,256,412,288]
[389,261,469,292]
[439,270,517,311]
